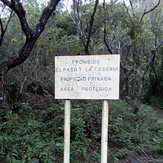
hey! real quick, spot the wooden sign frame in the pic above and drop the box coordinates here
[55,55,120,163]
[55,55,120,100]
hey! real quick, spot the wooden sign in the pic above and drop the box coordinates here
[55,55,120,99]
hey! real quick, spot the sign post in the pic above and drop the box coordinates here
[101,100,109,163]
[55,55,120,163]
[64,100,71,163]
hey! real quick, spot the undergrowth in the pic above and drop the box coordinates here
[0,100,163,162]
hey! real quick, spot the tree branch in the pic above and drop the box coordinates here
[0,0,12,8]
[0,18,4,38]
[103,0,113,54]
[142,51,156,81]
[72,0,87,50]
[85,0,99,54]
[12,0,33,38]
[103,27,113,54]
[35,0,60,37]
[1,0,32,38]
[123,2,132,21]
[0,0,60,72]
[156,38,163,51]
[142,38,163,81]
[129,0,135,17]
[140,0,161,22]
[0,10,14,46]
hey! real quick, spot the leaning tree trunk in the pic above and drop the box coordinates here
[1,36,38,103]
[0,38,37,110]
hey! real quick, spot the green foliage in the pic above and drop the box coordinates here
[0,0,163,162]
[6,82,19,103]
[122,15,143,41]
[109,101,163,158]
[55,13,77,36]
[1,100,163,162]
[14,102,32,110]
[54,35,84,55]
[0,106,63,162]
[143,49,163,108]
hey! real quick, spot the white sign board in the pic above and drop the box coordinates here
[55,55,120,99]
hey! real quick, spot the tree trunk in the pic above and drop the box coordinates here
[0,70,8,110]
[124,77,129,97]
[132,79,143,114]
[0,37,37,108]
[0,0,61,110]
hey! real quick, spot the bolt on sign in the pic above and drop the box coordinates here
[55,55,120,99]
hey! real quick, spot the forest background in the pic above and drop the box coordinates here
[0,0,163,162]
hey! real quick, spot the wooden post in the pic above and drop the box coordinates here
[101,100,109,163]
[64,100,71,163]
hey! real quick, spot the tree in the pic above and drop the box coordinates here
[110,0,163,113]
[72,0,99,54]
[0,0,61,109]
